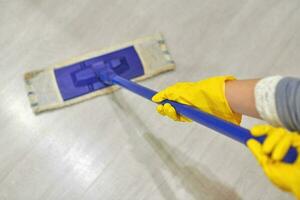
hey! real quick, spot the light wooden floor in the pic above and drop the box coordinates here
[1,0,300,199]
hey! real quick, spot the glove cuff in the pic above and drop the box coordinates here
[221,76,242,125]
[197,75,242,125]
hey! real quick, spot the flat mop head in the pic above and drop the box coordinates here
[25,34,175,113]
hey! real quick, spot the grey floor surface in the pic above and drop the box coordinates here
[1,0,300,199]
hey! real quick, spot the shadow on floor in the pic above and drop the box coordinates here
[109,92,241,200]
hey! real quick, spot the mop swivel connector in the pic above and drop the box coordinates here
[72,57,129,85]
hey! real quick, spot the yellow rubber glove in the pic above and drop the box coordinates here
[247,125,300,199]
[152,76,242,124]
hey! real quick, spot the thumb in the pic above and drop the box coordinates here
[247,139,268,164]
[152,91,165,102]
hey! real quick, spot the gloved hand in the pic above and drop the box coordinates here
[247,125,300,199]
[152,76,242,124]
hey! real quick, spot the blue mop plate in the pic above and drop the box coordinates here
[54,46,144,100]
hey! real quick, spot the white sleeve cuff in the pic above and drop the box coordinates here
[254,76,283,126]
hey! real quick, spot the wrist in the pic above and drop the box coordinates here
[225,79,260,118]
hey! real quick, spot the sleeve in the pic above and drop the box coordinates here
[255,76,300,132]
[275,77,300,131]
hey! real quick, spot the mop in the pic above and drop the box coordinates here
[24,34,297,163]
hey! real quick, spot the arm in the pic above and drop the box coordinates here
[152,75,300,131]
[152,75,300,198]
[226,77,300,199]
[225,76,300,132]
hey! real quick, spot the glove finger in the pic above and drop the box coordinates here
[164,103,180,121]
[157,104,167,116]
[163,103,191,122]
[272,133,292,161]
[262,129,284,155]
[247,139,269,164]
[292,134,300,148]
[179,115,192,122]
[291,135,300,164]
[251,125,272,137]
[152,91,167,103]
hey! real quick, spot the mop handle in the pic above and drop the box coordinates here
[111,75,298,163]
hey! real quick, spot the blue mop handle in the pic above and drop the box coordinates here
[111,75,298,163]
